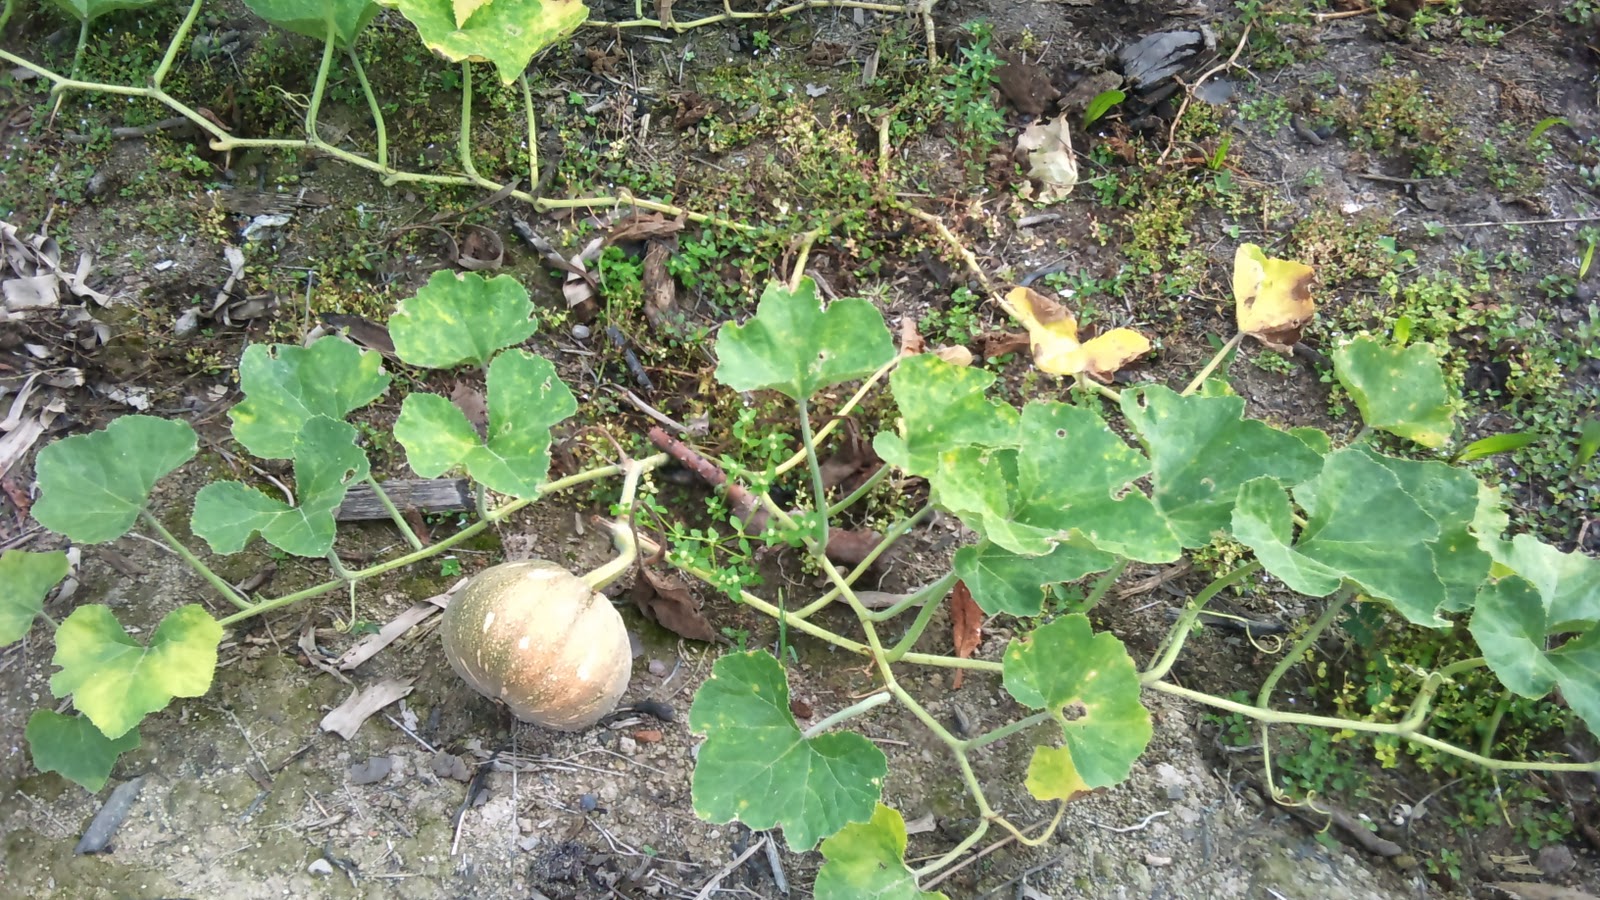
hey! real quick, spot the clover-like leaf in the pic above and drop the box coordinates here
[953,540,1114,616]
[240,0,379,45]
[384,0,590,86]
[815,804,949,900]
[1233,243,1315,351]
[192,417,371,557]
[1025,744,1093,802]
[395,350,576,497]
[1470,577,1600,737]
[1355,448,1492,613]
[51,604,223,740]
[1,550,70,646]
[873,353,1019,476]
[25,710,140,793]
[1002,615,1150,788]
[1333,336,1454,448]
[1485,534,1600,632]
[45,0,160,21]
[388,270,540,368]
[1121,385,1324,548]
[715,278,896,402]
[934,401,1181,562]
[1005,286,1150,382]
[688,651,887,851]
[33,416,197,544]
[1232,450,1448,625]
[230,337,390,459]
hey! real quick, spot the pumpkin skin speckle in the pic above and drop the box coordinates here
[441,560,632,730]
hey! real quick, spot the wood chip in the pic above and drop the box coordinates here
[334,581,463,671]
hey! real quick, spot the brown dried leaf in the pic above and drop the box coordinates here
[641,241,679,332]
[933,345,974,367]
[899,317,926,356]
[607,211,685,246]
[450,381,488,438]
[456,224,504,271]
[632,566,718,642]
[320,677,416,740]
[978,330,1031,359]
[950,580,982,690]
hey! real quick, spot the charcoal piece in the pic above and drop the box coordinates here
[1118,31,1205,89]
[74,776,145,854]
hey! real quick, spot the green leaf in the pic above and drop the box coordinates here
[0,550,69,645]
[1121,385,1324,548]
[1002,615,1151,788]
[1233,450,1449,625]
[873,354,1019,476]
[1451,431,1539,463]
[1471,577,1600,737]
[394,350,576,497]
[240,0,379,45]
[1082,89,1126,128]
[1025,744,1092,802]
[25,711,140,793]
[715,278,896,402]
[33,416,197,544]
[934,401,1181,562]
[1575,416,1600,475]
[1355,448,1492,613]
[230,338,390,459]
[192,418,371,557]
[1486,534,1600,631]
[384,0,590,86]
[45,0,160,21]
[688,651,886,851]
[815,804,949,900]
[388,270,540,368]
[953,540,1114,616]
[51,604,223,740]
[1333,336,1454,448]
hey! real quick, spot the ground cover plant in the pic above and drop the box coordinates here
[4,0,1600,895]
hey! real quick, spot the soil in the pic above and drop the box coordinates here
[3,0,1600,898]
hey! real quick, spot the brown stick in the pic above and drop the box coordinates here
[647,426,767,530]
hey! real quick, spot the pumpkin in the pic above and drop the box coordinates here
[440,560,632,730]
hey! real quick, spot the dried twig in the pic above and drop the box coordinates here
[1157,23,1253,166]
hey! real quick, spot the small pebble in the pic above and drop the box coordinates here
[1537,844,1576,875]
[572,324,592,340]
[579,793,599,812]
[308,859,334,876]
[618,736,639,756]
[648,658,668,677]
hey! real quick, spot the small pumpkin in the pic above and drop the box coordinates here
[441,560,632,730]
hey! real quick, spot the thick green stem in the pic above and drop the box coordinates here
[826,461,889,517]
[364,476,423,550]
[796,395,830,552]
[1479,689,1512,757]
[792,502,934,621]
[915,819,990,879]
[0,0,15,34]
[885,579,950,660]
[1142,561,1261,683]
[346,44,387,172]
[801,691,891,739]
[519,72,538,189]
[583,459,651,591]
[1183,332,1244,396]
[326,551,355,583]
[152,0,204,88]
[306,26,337,143]
[865,570,957,623]
[140,511,250,611]
[773,357,897,477]
[216,461,640,628]
[962,710,1053,752]
[1079,559,1130,614]
[1257,589,1350,709]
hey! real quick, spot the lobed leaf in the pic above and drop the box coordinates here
[1121,385,1324,548]
[873,353,1019,477]
[240,0,379,45]
[388,270,539,368]
[715,278,896,403]
[934,401,1181,562]
[1354,449,1492,613]
[814,804,949,900]
[1233,450,1449,626]
[1485,534,1600,632]
[383,0,590,86]
[45,0,161,21]
[394,350,576,497]
[51,604,222,740]
[1002,615,1151,788]
[953,539,1114,616]
[0,550,70,645]
[192,417,371,557]
[1333,336,1454,448]
[688,651,886,851]
[25,710,140,793]
[1471,577,1600,738]
[33,416,197,544]
[1233,243,1315,351]
[230,337,390,459]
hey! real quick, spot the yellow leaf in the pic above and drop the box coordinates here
[1069,328,1151,383]
[1234,243,1315,351]
[1025,745,1092,802]
[454,0,493,27]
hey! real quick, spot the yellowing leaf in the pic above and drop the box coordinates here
[453,0,491,25]
[1233,244,1315,351]
[1016,115,1078,202]
[1005,286,1148,381]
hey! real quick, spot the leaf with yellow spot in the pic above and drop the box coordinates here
[1332,335,1455,448]
[1005,286,1150,382]
[1233,243,1315,351]
[1025,744,1093,802]
[453,0,491,26]
[389,271,539,369]
[688,651,886,851]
